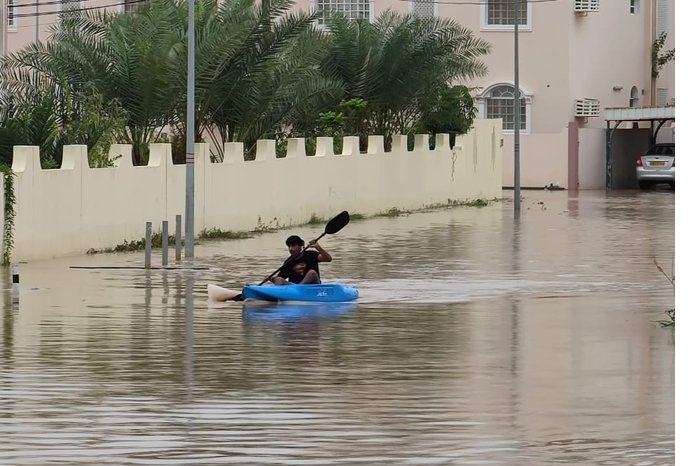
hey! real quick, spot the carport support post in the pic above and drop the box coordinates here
[606,121,612,190]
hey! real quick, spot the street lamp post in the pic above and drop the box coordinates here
[185,0,195,258]
[513,0,521,215]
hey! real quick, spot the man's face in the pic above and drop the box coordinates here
[287,243,303,256]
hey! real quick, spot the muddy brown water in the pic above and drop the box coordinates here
[1,190,674,465]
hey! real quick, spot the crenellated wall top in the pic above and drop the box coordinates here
[9,132,473,174]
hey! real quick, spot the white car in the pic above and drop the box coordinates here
[636,143,675,190]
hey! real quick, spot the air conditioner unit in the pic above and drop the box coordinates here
[574,0,600,13]
[574,99,600,117]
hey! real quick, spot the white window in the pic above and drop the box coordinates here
[8,0,17,30]
[629,86,639,107]
[630,0,638,14]
[657,88,669,106]
[481,0,531,31]
[410,0,437,19]
[314,0,371,27]
[479,84,531,133]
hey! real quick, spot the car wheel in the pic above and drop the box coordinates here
[639,181,652,190]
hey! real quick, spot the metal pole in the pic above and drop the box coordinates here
[184,0,196,258]
[12,263,19,305]
[145,222,152,269]
[175,214,182,262]
[162,220,169,266]
[513,0,521,215]
[36,0,39,42]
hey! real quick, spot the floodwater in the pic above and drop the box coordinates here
[1,190,675,465]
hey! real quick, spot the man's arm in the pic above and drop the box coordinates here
[309,239,332,262]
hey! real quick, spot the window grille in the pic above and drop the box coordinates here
[316,0,371,26]
[574,99,600,117]
[60,0,83,12]
[8,0,17,28]
[487,0,527,26]
[412,0,435,19]
[574,0,600,12]
[485,85,527,131]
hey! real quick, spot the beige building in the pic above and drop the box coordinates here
[299,0,676,189]
[2,0,674,189]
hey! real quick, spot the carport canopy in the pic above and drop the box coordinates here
[604,106,675,189]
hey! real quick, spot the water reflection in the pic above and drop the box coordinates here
[0,191,674,465]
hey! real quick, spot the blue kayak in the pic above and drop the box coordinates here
[241,283,359,302]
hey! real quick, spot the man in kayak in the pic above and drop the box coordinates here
[271,235,332,285]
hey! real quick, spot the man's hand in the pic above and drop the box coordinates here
[308,239,318,248]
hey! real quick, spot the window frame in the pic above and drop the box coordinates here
[481,0,532,32]
[312,0,374,28]
[478,83,532,134]
[629,86,639,107]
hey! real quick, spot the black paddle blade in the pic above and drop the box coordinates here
[325,210,350,235]
[230,293,244,302]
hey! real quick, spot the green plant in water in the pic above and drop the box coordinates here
[307,213,326,225]
[0,165,16,266]
[379,207,405,217]
[653,257,675,328]
[199,228,252,240]
[466,198,489,207]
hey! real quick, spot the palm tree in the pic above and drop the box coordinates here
[188,0,342,158]
[1,0,342,162]
[321,12,491,145]
[1,4,181,165]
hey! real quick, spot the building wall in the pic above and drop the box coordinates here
[8,122,502,261]
[569,1,653,126]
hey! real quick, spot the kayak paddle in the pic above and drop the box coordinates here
[228,210,350,301]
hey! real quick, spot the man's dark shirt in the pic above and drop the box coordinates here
[278,250,320,284]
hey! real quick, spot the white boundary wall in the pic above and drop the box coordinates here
[8,121,502,261]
